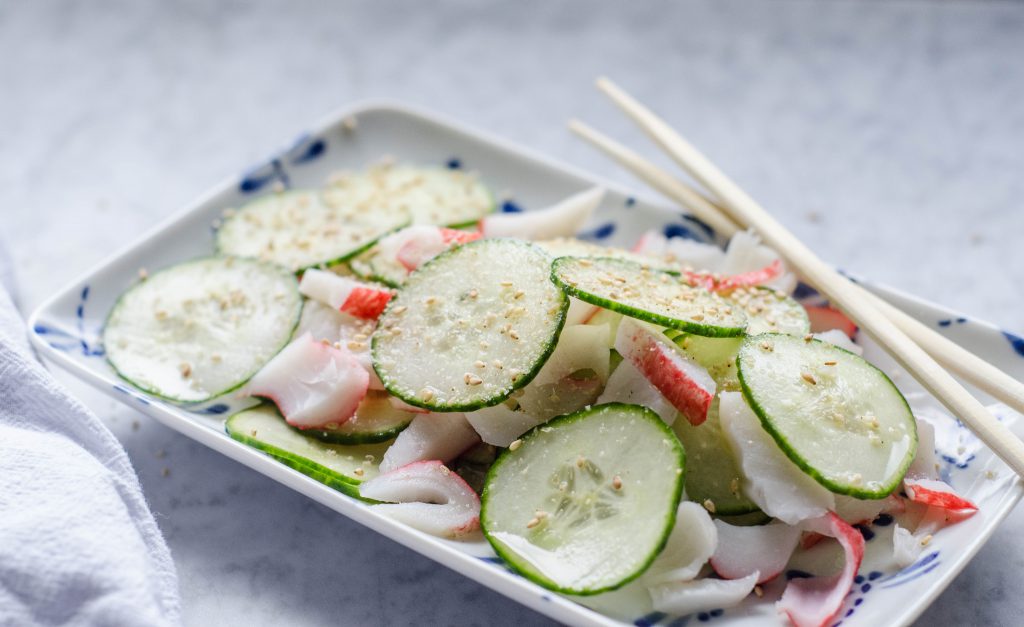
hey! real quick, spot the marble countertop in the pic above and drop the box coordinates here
[3,1,1023,625]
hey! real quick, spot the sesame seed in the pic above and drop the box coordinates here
[138,268,149,280]
[804,334,813,343]
[612,476,623,490]
[576,455,586,468]
[154,310,168,320]
[754,585,764,598]
[691,313,705,321]
[702,499,716,513]
[474,360,486,369]
[179,363,192,378]
[509,439,523,451]
[920,534,933,547]
[526,517,541,529]
[391,305,407,315]
[468,289,478,299]
[514,290,525,299]
[464,373,483,386]
[986,470,998,479]
[509,329,520,340]
[500,281,513,287]
[348,341,367,351]
[419,388,434,401]
[353,468,364,477]
[211,354,222,363]
[341,115,358,132]
[824,361,837,366]
[760,340,773,352]
[801,371,817,385]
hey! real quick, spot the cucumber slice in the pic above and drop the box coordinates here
[299,392,413,444]
[104,256,302,403]
[673,398,759,515]
[726,287,809,336]
[736,333,917,498]
[323,165,494,227]
[216,190,410,272]
[665,288,808,391]
[551,257,746,338]
[481,403,685,595]
[348,246,407,288]
[226,404,391,497]
[372,239,568,412]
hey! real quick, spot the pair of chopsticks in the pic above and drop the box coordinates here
[572,77,1024,477]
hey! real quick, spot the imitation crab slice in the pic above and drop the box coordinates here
[299,269,392,319]
[395,226,481,271]
[359,460,480,537]
[596,360,676,425]
[480,187,605,240]
[614,318,715,426]
[718,391,834,524]
[710,520,801,583]
[648,571,759,617]
[685,259,783,293]
[805,305,857,339]
[246,332,368,429]
[379,412,480,473]
[777,512,865,627]
[643,501,718,585]
[903,478,978,514]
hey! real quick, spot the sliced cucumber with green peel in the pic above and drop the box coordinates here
[673,398,759,515]
[226,404,391,497]
[298,393,413,444]
[481,403,685,595]
[551,257,746,338]
[348,246,408,288]
[104,256,302,403]
[216,190,410,272]
[372,239,568,412]
[665,288,808,391]
[726,287,809,336]
[737,333,917,498]
[322,165,495,227]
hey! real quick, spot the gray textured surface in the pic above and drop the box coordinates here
[3,1,1023,625]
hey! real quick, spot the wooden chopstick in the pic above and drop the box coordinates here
[586,76,1024,477]
[569,118,1024,417]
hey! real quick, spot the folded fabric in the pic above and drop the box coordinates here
[0,239,180,626]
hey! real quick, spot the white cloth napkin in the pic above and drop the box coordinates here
[0,242,181,626]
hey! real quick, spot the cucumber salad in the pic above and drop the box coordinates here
[104,160,981,627]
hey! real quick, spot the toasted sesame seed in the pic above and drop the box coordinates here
[179,363,192,378]
[138,268,149,280]
[612,476,623,490]
[576,455,586,468]
[920,534,933,547]
[464,373,483,386]
[391,305,407,315]
[514,289,525,299]
[526,517,541,529]
[353,468,364,477]
[419,388,434,401]
[986,470,998,479]
[691,313,705,321]
[468,289,478,299]
[824,361,837,366]
[509,439,523,451]
[804,334,814,343]
[154,310,168,320]
[341,115,358,132]
[500,281,513,287]
[702,499,716,513]
[754,585,764,598]
[801,371,817,385]
[760,340,773,352]
[509,329,520,340]
[348,341,367,351]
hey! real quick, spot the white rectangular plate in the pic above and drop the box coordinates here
[28,102,1024,627]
